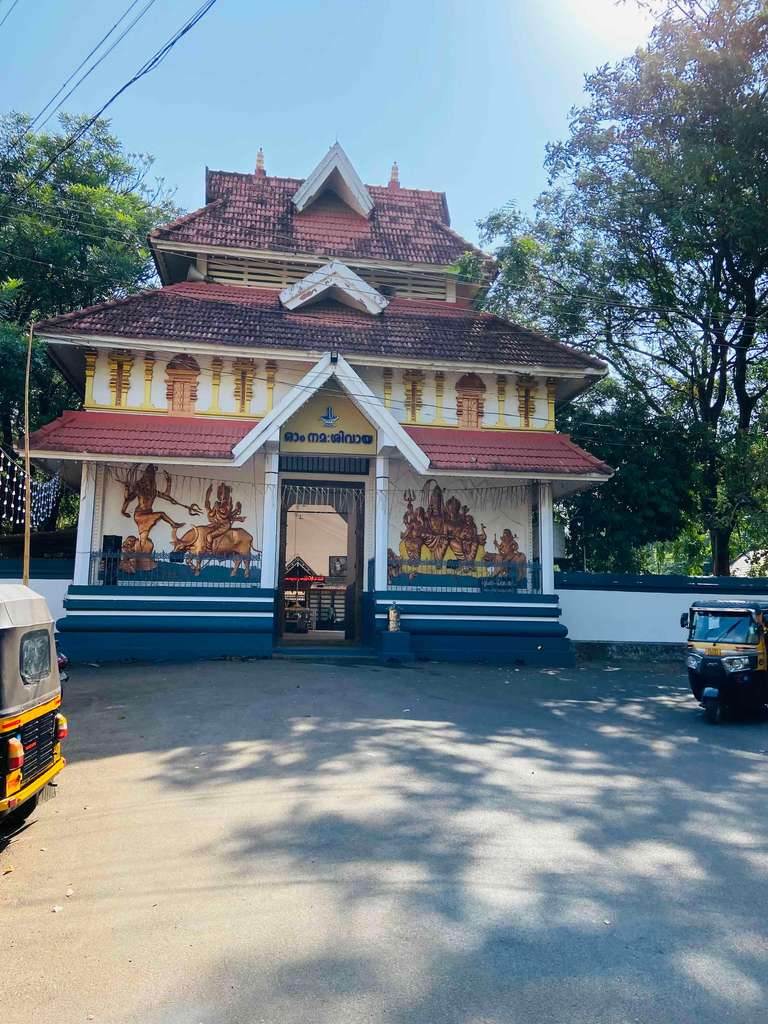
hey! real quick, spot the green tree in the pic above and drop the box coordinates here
[474,0,768,574]
[0,113,179,449]
[557,379,698,571]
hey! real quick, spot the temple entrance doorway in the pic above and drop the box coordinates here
[276,480,366,645]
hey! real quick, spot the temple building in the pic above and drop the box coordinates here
[29,144,611,663]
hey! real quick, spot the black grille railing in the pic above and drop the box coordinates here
[20,710,56,786]
[89,549,263,589]
[387,559,542,593]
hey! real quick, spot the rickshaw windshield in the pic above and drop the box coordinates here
[690,612,759,645]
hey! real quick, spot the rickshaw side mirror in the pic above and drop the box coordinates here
[680,612,689,630]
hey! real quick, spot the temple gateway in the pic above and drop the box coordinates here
[29,144,611,664]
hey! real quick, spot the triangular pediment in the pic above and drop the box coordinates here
[292,143,374,218]
[232,353,430,474]
[280,259,388,316]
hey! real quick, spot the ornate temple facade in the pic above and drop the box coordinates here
[30,144,611,663]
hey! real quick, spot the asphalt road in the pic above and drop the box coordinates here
[3,657,768,1024]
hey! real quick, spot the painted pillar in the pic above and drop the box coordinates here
[208,357,223,414]
[374,453,389,591]
[537,481,555,595]
[73,462,96,585]
[260,444,280,589]
[84,350,97,408]
[143,353,155,409]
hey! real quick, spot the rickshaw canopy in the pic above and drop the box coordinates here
[0,584,59,718]
[0,584,54,631]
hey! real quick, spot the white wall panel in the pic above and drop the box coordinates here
[558,587,768,644]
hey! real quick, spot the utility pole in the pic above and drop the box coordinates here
[22,321,33,586]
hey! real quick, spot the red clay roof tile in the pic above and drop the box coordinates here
[404,426,612,476]
[28,411,253,459]
[152,172,483,266]
[28,410,611,477]
[36,282,605,373]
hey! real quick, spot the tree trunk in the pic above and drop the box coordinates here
[710,526,732,577]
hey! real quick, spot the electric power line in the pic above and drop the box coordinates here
[0,0,219,214]
[36,0,161,135]
[23,0,145,137]
[0,0,21,30]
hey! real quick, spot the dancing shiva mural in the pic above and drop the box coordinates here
[110,464,260,581]
[387,479,530,590]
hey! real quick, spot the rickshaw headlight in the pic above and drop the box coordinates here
[7,736,24,771]
[686,653,703,670]
[723,656,751,673]
[54,713,68,741]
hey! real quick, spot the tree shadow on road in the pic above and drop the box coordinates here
[66,660,768,1024]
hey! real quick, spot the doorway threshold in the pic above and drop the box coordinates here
[273,644,377,664]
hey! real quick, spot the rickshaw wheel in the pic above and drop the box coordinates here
[703,699,724,725]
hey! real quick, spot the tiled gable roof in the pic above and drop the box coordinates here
[404,426,612,476]
[36,282,606,373]
[28,411,252,459]
[151,172,484,266]
[28,410,611,478]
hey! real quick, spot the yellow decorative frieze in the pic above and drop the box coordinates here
[108,350,134,408]
[516,374,537,430]
[233,357,255,414]
[546,377,557,430]
[208,357,223,414]
[433,371,447,425]
[84,349,97,408]
[495,374,507,427]
[403,369,424,424]
[265,361,277,412]
[143,353,156,409]
[383,367,393,409]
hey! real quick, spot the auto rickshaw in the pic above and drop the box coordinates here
[681,599,768,723]
[1,584,67,827]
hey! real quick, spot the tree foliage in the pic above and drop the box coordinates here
[0,113,179,449]
[475,0,768,574]
[558,378,698,571]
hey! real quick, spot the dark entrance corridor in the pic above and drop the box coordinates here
[276,480,365,646]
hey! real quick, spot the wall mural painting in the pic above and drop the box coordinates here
[116,465,257,579]
[388,479,528,587]
[172,482,257,578]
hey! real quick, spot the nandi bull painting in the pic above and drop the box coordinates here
[172,482,257,578]
[117,465,258,578]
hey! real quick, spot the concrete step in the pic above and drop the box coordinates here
[272,646,378,665]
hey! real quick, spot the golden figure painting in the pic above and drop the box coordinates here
[389,480,527,584]
[116,466,257,578]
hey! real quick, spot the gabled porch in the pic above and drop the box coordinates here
[30,351,610,665]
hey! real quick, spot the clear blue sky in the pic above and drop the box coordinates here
[3,0,652,244]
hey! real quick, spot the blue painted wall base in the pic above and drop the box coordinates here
[378,630,415,664]
[58,630,273,663]
[55,583,574,666]
[372,590,574,666]
[57,584,275,663]
[408,634,574,666]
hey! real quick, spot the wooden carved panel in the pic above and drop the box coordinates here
[165,354,200,416]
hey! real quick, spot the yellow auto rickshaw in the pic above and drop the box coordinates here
[681,599,768,723]
[1,584,67,827]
